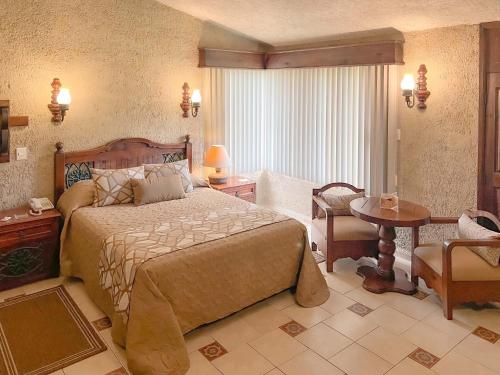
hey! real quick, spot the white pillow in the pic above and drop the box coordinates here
[458,214,500,266]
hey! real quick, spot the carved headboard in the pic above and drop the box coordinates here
[54,135,192,203]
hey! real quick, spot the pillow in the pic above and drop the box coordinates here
[91,166,145,207]
[131,174,186,206]
[319,191,365,216]
[458,213,500,266]
[56,180,95,218]
[144,159,193,193]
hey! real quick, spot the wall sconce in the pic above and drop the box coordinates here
[401,64,430,109]
[48,78,71,122]
[180,82,201,118]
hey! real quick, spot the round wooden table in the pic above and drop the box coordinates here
[350,197,431,295]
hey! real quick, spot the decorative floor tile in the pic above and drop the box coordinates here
[472,326,500,344]
[408,348,440,369]
[93,316,112,331]
[105,367,128,375]
[413,290,429,300]
[198,341,228,361]
[279,320,307,337]
[347,302,373,317]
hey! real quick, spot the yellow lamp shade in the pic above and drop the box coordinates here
[204,145,230,168]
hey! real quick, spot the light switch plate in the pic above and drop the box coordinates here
[16,147,28,160]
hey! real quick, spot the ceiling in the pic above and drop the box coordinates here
[157,0,500,46]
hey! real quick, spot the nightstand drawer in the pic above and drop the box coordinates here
[0,238,59,291]
[0,223,54,246]
[0,209,61,291]
[234,190,256,202]
[210,176,257,203]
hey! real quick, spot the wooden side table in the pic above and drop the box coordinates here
[209,176,256,203]
[350,197,430,295]
[0,207,61,291]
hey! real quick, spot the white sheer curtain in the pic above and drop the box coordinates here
[203,65,394,194]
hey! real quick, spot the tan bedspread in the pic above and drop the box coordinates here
[59,188,329,375]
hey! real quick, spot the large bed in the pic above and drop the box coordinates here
[54,136,329,375]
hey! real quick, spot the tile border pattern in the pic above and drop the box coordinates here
[93,317,113,331]
[199,341,228,361]
[472,326,500,344]
[279,320,308,337]
[347,302,373,317]
[408,347,440,369]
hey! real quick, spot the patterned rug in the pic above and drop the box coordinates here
[0,285,106,375]
[312,250,325,264]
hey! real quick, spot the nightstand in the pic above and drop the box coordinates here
[0,207,61,291]
[210,176,256,203]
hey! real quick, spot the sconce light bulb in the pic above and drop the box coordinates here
[57,88,72,105]
[400,74,415,91]
[191,89,202,105]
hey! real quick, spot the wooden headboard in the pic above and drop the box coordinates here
[54,135,192,203]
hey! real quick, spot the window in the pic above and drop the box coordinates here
[204,65,397,194]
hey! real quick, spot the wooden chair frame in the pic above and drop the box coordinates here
[311,182,379,272]
[411,212,500,319]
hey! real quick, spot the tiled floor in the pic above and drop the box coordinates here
[2,258,500,375]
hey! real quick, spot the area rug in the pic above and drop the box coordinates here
[0,285,106,375]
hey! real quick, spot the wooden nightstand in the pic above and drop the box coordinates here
[0,207,61,291]
[210,176,256,203]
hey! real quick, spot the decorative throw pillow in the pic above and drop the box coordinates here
[91,166,144,207]
[319,191,365,216]
[56,180,96,217]
[143,159,193,193]
[131,174,186,206]
[458,213,500,266]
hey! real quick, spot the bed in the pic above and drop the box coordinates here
[54,136,329,375]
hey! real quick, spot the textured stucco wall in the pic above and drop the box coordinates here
[0,0,262,209]
[396,25,480,257]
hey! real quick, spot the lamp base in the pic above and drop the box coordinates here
[208,171,227,185]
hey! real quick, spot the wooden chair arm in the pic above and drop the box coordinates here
[412,217,459,251]
[442,239,500,281]
[430,217,459,224]
[312,195,333,218]
[313,182,364,195]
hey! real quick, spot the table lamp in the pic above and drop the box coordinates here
[204,145,230,184]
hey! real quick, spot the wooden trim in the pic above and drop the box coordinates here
[266,41,404,69]
[429,217,459,224]
[54,136,192,203]
[313,182,365,195]
[199,41,404,70]
[8,116,29,127]
[478,23,488,210]
[198,48,265,69]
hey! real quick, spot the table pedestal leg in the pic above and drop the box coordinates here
[357,225,416,295]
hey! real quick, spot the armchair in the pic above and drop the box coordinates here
[311,182,379,272]
[412,211,500,319]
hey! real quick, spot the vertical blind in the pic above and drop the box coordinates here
[204,66,392,194]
